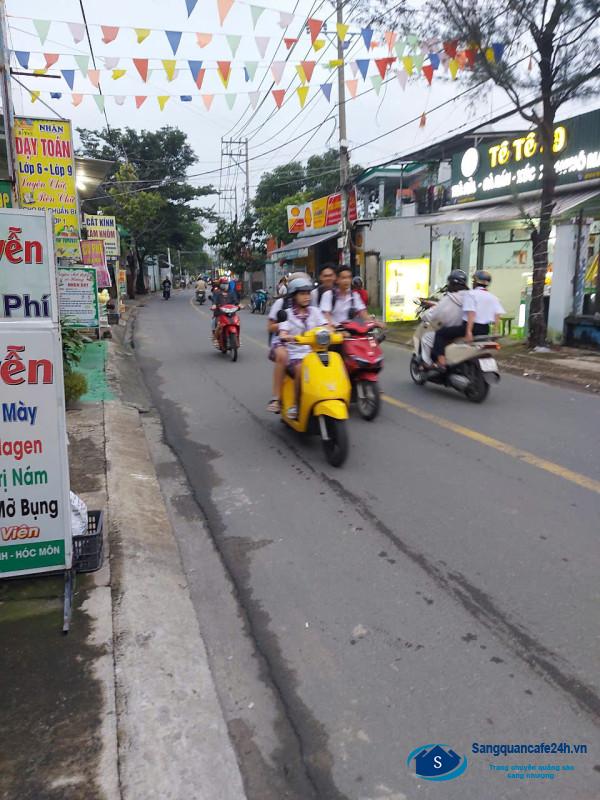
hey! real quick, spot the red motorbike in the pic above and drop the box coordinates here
[213,304,241,362]
[339,319,385,420]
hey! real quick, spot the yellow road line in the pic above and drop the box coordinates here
[382,393,600,495]
[188,295,600,495]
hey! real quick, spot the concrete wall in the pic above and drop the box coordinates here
[548,222,578,340]
[362,217,431,301]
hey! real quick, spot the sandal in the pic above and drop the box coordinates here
[266,398,281,413]
[286,405,298,420]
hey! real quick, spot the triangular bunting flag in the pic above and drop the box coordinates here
[422,64,434,85]
[320,83,332,102]
[356,59,369,80]
[413,53,425,70]
[395,40,406,59]
[255,36,269,58]
[443,39,458,58]
[226,35,242,57]
[72,93,83,106]
[457,51,468,69]
[158,96,170,111]
[87,70,100,87]
[94,95,105,113]
[196,32,212,47]
[419,112,427,128]
[428,52,440,70]
[101,26,119,44]
[248,91,259,109]
[350,62,359,78]
[244,61,258,81]
[185,0,198,16]
[284,37,298,50]
[33,20,51,45]
[308,19,323,43]
[115,96,126,106]
[61,69,75,89]
[202,94,214,110]
[162,60,177,81]
[279,11,294,28]
[250,5,265,28]
[217,0,234,26]
[74,54,89,76]
[296,64,307,84]
[30,90,41,103]
[135,96,147,108]
[104,57,119,69]
[402,56,414,75]
[271,61,285,84]
[225,94,236,109]
[33,68,48,76]
[166,30,182,55]
[300,61,316,82]
[272,89,285,108]
[217,61,232,87]
[336,23,349,41]
[384,31,397,52]
[449,58,459,78]
[370,75,383,95]
[374,58,394,79]
[133,59,149,82]
[361,28,373,50]
[328,59,343,68]
[407,34,419,48]
[464,48,476,67]
[313,39,325,52]
[135,28,151,44]
[44,53,59,69]
[112,69,126,80]
[15,51,30,69]
[50,92,62,99]
[492,42,505,62]
[346,79,358,98]
[188,60,203,83]
[180,95,192,101]
[396,70,408,90]
[296,86,309,108]
[485,47,494,63]
[67,22,85,44]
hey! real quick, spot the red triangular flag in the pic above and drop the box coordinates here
[284,37,298,50]
[419,112,427,128]
[301,61,316,82]
[443,39,458,58]
[272,89,285,108]
[135,96,147,109]
[133,58,149,82]
[307,19,323,43]
[463,48,476,66]
[101,25,119,44]
[217,61,232,84]
[44,53,59,69]
[374,57,394,79]
[195,68,206,90]
[422,64,434,85]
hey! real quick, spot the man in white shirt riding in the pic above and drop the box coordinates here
[320,265,369,325]
[310,263,337,308]
[420,270,469,366]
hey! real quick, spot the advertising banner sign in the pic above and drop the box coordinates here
[0,180,12,208]
[14,117,80,260]
[385,259,429,322]
[58,266,99,328]
[0,208,57,322]
[81,239,112,288]
[287,188,358,234]
[0,323,72,576]
[83,213,119,257]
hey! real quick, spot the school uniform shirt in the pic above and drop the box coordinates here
[268,297,285,348]
[320,289,366,325]
[462,287,505,324]
[279,305,327,361]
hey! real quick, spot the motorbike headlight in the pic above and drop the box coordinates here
[316,329,331,347]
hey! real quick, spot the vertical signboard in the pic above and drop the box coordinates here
[58,267,99,328]
[81,239,112,288]
[83,214,119,258]
[0,323,72,576]
[14,117,81,260]
[385,259,430,322]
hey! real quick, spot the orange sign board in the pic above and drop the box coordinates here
[287,188,358,234]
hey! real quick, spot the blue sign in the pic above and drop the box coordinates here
[407,743,468,782]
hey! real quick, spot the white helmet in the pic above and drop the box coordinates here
[287,277,313,296]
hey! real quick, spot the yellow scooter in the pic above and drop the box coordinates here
[280,327,351,467]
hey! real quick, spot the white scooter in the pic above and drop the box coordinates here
[410,300,501,403]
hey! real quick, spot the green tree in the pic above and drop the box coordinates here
[210,214,266,274]
[253,162,305,208]
[255,191,309,245]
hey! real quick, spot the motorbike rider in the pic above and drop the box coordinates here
[212,278,237,342]
[352,275,369,307]
[420,270,469,367]
[273,278,329,419]
[432,270,505,367]
[310,262,337,307]
[196,275,207,294]
[161,275,172,294]
[320,265,370,325]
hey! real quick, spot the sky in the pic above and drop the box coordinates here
[7,0,597,222]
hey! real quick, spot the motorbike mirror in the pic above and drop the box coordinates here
[276,309,288,323]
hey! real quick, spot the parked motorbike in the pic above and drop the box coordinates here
[213,304,241,362]
[280,327,351,467]
[410,316,500,403]
[250,289,268,314]
[339,319,385,420]
[195,289,206,304]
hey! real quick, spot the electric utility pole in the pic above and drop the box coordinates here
[0,0,19,205]
[220,137,250,220]
[337,0,350,265]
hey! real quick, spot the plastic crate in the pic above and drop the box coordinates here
[73,510,104,573]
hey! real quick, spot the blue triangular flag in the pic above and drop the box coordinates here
[166,30,182,56]
[428,53,440,70]
[50,92,63,99]
[188,60,203,82]
[320,83,332,102]
[15,51,30,69]
[185,0,198,16]
[61,69,75,89]
[361,28,373,50]
[492,42,505,62]
[180,95,192,101]
[356,59,370,80]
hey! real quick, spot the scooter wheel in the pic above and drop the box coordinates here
[356,381,380,421]
[321,418,349,467]
[410,355,426,385]
[464,362,489,403]
[228,332,238,362]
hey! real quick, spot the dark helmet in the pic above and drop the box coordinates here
[473,270,492,287]
[352,276,363,288]
[447,269,468,291]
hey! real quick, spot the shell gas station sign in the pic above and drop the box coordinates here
[287,188,358,234]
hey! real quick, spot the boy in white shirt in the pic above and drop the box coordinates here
[320,264,369,325]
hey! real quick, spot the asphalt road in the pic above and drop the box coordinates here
[134,290,600,800]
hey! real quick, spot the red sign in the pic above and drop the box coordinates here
[80,239,112,288]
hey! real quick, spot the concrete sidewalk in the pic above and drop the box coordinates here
[0,324,247,799]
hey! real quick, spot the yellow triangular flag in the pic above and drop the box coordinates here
[135,28,151,44]
[30,90,41,103]
[449,58,459,78]
[33,68,48,76]
[112,69,127,80]
[336,23,349,41]
[296,86,309,107]
[296,64,307,84]
[328,59,343,68]
[402,56,414,75]
[313,39,325,52]
[162,59,177,81]
[485,47,495,63]
[158,95,169,111]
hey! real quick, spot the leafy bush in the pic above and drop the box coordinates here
[60,320,89,374]
[64,370,88,404]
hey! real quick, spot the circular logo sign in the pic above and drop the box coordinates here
[461,147,480,178]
